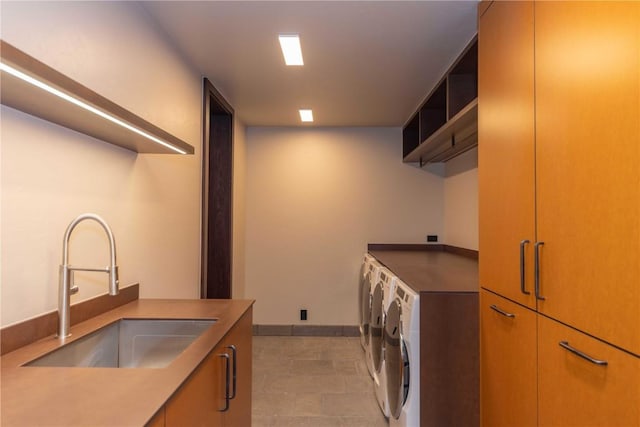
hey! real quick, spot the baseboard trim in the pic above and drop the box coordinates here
[253,324,359,337]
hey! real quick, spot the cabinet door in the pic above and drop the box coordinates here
[145,407,165,427]
[221,308,253,427]
[480,290,537,427]
[535,1,640,356]
[538,315,640,426]
[478,0,537,309]
[165,345,225,426]
[164,308,252,427]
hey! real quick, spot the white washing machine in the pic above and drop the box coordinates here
[384,279,420,427]
[358,253,376,351]
[369,267,397,417]
[363,258,382,377]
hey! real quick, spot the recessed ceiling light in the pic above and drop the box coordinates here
[299,109,314,122]
[279,34,304,66]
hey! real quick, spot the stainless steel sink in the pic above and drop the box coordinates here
[25,319,217,368]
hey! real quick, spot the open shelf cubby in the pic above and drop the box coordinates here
[419,80,447,143]
[403,113,420,158]
[403,37,477,166]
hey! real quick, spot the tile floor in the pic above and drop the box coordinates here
[252,336,389,426]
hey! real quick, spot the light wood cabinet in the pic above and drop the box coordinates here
[534,0,640,357]
[479,1,640,425]
[480,290,537,427]
[480,0,640,354]
[538,315,640,427]
[219,307,252,427]
[165,341,225,426]
[165,308,252,426]
[146,407,166,427]
[478,0,536,310]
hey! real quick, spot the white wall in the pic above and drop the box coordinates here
[443,147,478,250]
[232,119,247,298]
[0,1,477,328]
[0,1,203,326]
[244,127,444,325]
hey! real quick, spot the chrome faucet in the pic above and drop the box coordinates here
[58,213,119,339]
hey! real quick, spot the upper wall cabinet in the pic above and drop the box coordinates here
[0,40,194,155]
[403,38,477,166]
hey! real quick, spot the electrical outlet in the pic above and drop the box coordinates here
[300,309,308,321]
[427,235,438,242]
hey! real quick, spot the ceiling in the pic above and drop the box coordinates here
[140,1,478,127]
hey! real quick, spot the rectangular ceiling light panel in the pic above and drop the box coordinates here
[299,109,314,122]
[279,34,304,66]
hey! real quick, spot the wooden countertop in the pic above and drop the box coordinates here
[0,299,254,426]
[369,249,478,293]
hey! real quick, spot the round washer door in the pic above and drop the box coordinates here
[369,281,384,372]
[385,298,410,420]
[358,268,368,336]
[362,272,372,345]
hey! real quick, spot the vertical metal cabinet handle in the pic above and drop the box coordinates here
[490,304,516,318]
[534,241,546,300]
[520,240,531,294]
[226,345,237,399]
[219,353,231,412]
[559,341,608,366]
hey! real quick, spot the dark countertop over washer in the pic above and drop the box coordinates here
[369,244,480,426]
[368,244,478,293]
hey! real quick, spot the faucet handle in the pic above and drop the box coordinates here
[69,270,79,294]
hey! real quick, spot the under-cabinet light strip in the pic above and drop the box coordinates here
[0,62,187,154]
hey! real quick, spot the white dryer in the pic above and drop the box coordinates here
[363,257,382,377]
[369,267,397,417]
[358,253,376,351]
[385,279,420,427]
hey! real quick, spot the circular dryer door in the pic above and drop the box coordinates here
[369,281,384,372]
[385,298,410,420]
[359,270,370,342]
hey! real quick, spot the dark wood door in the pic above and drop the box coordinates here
[202,79,233,299]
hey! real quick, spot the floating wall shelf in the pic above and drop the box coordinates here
[0,40,194,155]
[403,37,477,166]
